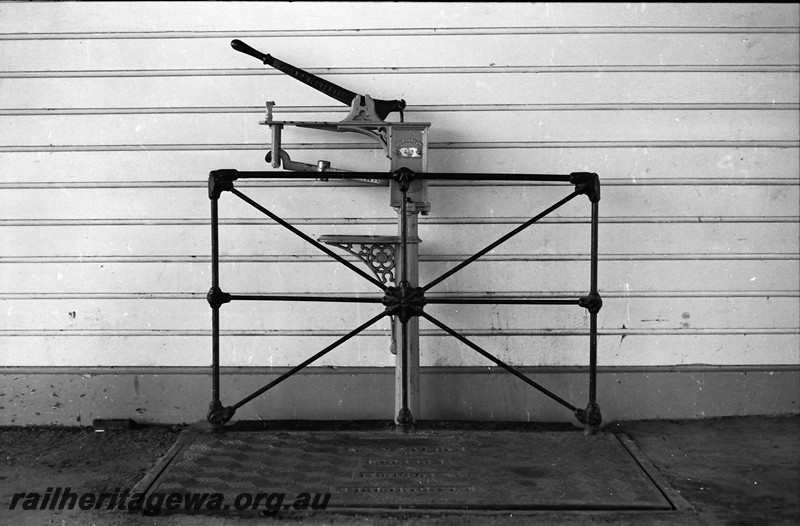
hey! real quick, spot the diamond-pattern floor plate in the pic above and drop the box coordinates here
[139,428,677,512]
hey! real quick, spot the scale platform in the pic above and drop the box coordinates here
[132,421,691,516]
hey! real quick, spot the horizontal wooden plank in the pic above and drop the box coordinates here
[1,2,796,33]
[4,254,796,265]
[3,222,798,257]
[3,102,799,116]
[0,333,797,367]
[3,290,796,300]
[4,32,797,71]
[4,109,798,146]
[5,141,796,154]
[8,65,798,80]
[5,25,799,40]
[4,185,798,220]
[4,296,797,332]
[2,72,797,109]
[5,254,797,266]
[1,260,797,294]
[13,216,795,227]
[430,184,800,219]
[1,146,797,183]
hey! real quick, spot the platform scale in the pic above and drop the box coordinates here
[128,40,698,516]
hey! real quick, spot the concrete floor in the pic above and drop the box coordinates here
[1,415,798,525]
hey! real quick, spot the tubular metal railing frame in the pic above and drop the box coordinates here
[206,168,602,430]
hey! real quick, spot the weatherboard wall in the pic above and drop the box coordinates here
[1,2,798,424]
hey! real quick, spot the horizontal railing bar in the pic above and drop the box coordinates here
[226,170,575,182]
[229,293,384,303]
[425,297,581,305]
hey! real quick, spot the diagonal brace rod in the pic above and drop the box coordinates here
[231,309,391,411]
[420,311,578,412]
[229,187,388,291]
[419,191,581,294]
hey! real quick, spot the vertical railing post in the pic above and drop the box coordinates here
[575,172,603,432]
[589,199,599,412]
[207,171,235,426]
[210,197,220,408]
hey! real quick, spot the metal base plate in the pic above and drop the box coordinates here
[134,423,685,514]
